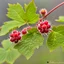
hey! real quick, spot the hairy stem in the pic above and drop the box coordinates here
[43,2,64,19]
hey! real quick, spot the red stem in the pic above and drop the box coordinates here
[42,2,64,20]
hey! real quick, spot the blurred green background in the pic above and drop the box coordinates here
[0,0,64,64]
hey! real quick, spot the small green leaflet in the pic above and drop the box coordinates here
[47,25,64,52]
[0,39,20,64]
[56,16,64,22]
[0,21,25,36]
[15,28,44,60]
[0,0,39,36]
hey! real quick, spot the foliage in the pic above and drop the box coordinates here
[0,0,64,64]
[47,25,64,52]
[0,0,39,36]
[0,39,20,64]
[15,28,44,59]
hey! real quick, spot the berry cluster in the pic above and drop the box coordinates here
[37,20,51,33]
[39,8,47,16]
[10,26,32,43]
[10,30,21,43]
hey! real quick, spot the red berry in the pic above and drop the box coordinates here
[13,30,18,33]
[43,20,48,25]
[21,29,27,35]
[44,29,49,33]
[40,29,45,33]
[38,26,41,30]
[47,24,51,29]
[10,34,13,37]
[10,37,16,42]
[17,36,21,40]
[13,33,18,37]
[39,8,47,16]
[42,25,47,29]
[18,32,20,35]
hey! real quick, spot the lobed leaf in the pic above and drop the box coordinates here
[6,48,20,64]
[2,39,14,50]
[47,25,64,52]
[0,39,20,64]
[0,21,25,36]
[7,0,39,24]
[0,0,39,36]
[15,28,44,59]
[0,48,7,63]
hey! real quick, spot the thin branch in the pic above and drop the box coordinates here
[42,2,64,20]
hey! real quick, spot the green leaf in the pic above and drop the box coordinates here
[0,48,7,63]
[2,39,14,50]
[25,0,39,24]
[0,21,25,36]
[7,3,25,22]
[24,4,28,10]
[7,1,39,24]
[0,39,20,64]
[15,28,44,59]
[6,49,20,64]
[0,0,39,36]
[47,25,64,52]
[56,16,64,22]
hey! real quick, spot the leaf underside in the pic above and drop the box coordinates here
[0,39,20,64]
[15,28,44,59]
[47,25,64,52]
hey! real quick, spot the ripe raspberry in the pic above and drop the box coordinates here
[42,24,47,29]
[40,29,45,33]
[13,33,18,37]
[44,29,49,33]
[13,30,18,33]
[37,20,51,33]
[10,37,16,42]
[39,8,47,16]
[43,20,48,25]
[17,36,21,40]
[10,30,21,43]
[21,28,27,35]
[47,24,51,29]
[10,34,13,37]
